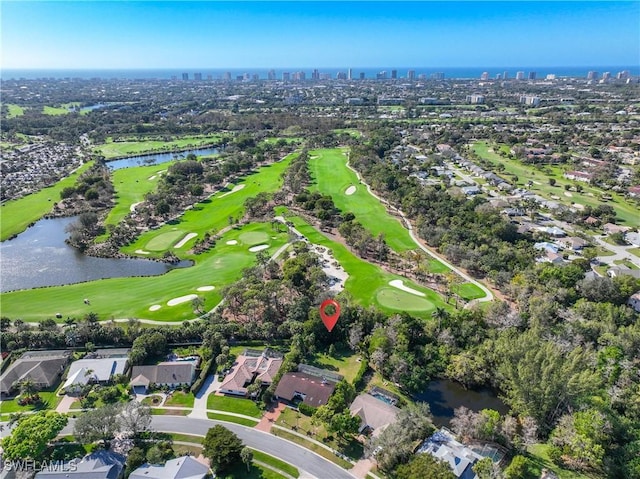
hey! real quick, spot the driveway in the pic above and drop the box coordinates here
[188,373,220,419]
[55,394,76,413]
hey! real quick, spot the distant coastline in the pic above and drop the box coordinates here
[2,66,638,81]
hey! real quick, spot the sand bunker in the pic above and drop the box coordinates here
[167,294,198,306]
[249,244,269,252]
[149,305,161,311]
[197,286,215,292]
[564,192,573,197]
[135,249,150,255]
[130,202,142,212]
[219,184,246,198]
[174,232,197,248]
[389,279,426,297]
[345,185,356,195]
[148,175,157,180]
[226,240,238,245]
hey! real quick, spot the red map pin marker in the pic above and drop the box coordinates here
[319,299,341,332]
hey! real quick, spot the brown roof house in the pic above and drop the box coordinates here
[349,393,401,435]
[274,364,342,408]
[219,349,283,397]
[0,350,71,397]
[130,360,197,394]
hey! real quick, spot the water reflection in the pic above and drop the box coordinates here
[106,147,219,170]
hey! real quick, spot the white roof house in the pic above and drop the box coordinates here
[128,456,210,479]
[418,429,484,479]
[62,356,128,391]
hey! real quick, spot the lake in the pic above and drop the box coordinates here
[415,379,509,427]
[106,147,219,170]
[0,216,190,292]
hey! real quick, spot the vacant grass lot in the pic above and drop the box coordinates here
[1,161,94,241]
[0,222,288,322]
[207,394,263,417]
[473,141,639,227]
[286,215,449,318]
[95,135,222,158]
[308,148,416,252]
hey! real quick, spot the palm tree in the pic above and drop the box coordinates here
[18,378,38,398]
[432,307,449,332]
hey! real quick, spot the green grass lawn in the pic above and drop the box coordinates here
[1,161,94,241]
[456,283,486,300]
[308,349,362,384]
[251,450,300,478]
[207,412,260,426]
[628,247,640,258]
[308,148,416,253]
[286,214,450,319]
[0,222,289,322]
[614,259,639,269]
[527,444,600,479]
[150,408,190,416]
[164,391,195,408]
[271,428,353,470]
[94,135,222,159]
[276,408,362,462]
[472,141,639,227]
[207,394,263,417]
[219,461,289,479]
[6,104,25,118]
[0,391,61,416]
[42,103,80,115]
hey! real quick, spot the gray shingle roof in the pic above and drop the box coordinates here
[128,456,209,479]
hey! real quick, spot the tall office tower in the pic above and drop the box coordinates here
[267,69,276,81]
[194,73,202,81]
[224,71,232,81]
[431,72,445,80]
[282,72,290,81]
[359,72,365,80]
[503,71,509,80]
[528,71,537,80]
[516,71,525,80]
[587,71,599,80]
[336,72,347,80]
[496,73,502,80]
[480,71,489,81]
[407,69,416,80]
[617,70,630,80]
[391,69,397,79]
[602,72,611,81]
[348,68,352,80]
[181,72,189,80]
[312,69,320,80]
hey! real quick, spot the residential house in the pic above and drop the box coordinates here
[628,292,640,313]
[534,242,559,254]
[34,451,124,479]
[607,266,640,280]
[559,237,589,251]
[603,223,631,235]
[624,231,640,247]
[628,186,640,197]
[128,456,209,479]
[275,365,342,408]
[563,171,592,183]
[219,349,283,397]
[61,350,129,394]
[349,393,400,436]
[0,350,71,397]
[130,360,197,394]
[417,429,484,479]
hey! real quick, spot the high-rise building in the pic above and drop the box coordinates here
[520,96,541,106]
[359,72,365,80]
[516,71,525,80]
[503,71,509,80]
[282,72,290,81]
[348,68,352,80]
[181,72,189,81]
[496,73,502,80]
[617,70,630,80]
[528,71,537,80]
[377,71,388,80]
[466,94,485,104]
[480,71,489,81]
[267,70,276,81]
[391,70,397,79]
[407,69,416,80]
[430,72,445,80]
[587,71,599,80]
[194,73,202,81]
[602,72,611,81]
[312,69,320,80]
[336,72,347,80]
[224,72,231,81]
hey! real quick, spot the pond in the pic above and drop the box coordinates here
[414,379,509,427]
[106,147,219,170]
[0,216,191,292]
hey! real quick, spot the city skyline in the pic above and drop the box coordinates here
[1,1,638,70]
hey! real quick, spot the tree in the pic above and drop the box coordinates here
[504,455,536,479]
[1,411,67,460]
[241,447,253,472]
[125,447,146,476]
[17,378,39,399]
[119,400,152,437]
[473,457,501,479]
[395,453,456,479]
[73,403,120,446]
[202,425,243,474]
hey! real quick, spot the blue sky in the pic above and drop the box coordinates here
[1,1,638,69]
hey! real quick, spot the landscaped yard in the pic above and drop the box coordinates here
[164,391,195,408]
[309,350,363,384]
[0,390,61,416]
[207,394,263,417]
[527,444,600,479]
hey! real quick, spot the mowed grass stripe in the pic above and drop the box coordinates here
[287,215,449,318]
[0,222,288,322]
[308,148,416,252]
[1,161,95,241]
[124,154,296,256]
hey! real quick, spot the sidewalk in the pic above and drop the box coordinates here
[254,401,286,432]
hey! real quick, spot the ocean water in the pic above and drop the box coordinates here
[2,66,637,81]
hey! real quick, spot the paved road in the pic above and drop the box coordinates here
[0,417,356,479]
